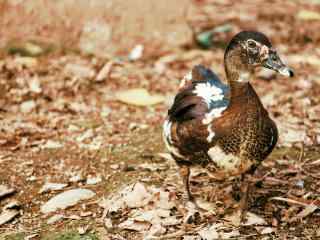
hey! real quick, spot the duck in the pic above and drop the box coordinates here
[163,31,294,219]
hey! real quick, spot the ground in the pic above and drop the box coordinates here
[0,1,320,240]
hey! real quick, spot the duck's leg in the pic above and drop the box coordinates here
[239,174,251,222]
[179,164,193,201]
[239,165,257,222]
[179,164,204,224]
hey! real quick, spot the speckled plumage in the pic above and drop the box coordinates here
[164,69,278,177]
[163,31,293,212]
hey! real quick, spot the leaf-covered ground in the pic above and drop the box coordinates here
[1,0,320,239]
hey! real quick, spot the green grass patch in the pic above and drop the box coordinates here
[43,231,99,240]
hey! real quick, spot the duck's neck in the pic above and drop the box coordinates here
[229,81,250,101]
[224,47,252,82]
[224,49,256,104]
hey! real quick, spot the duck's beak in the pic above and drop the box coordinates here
[262,52,294,77]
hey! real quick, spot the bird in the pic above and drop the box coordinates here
[163,31,294,220]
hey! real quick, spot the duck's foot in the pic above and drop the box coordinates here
[183,200,204,224]
[225,209,245,227]
[182,194,215,224]
[179,165,212,223]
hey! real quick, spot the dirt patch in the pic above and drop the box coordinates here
[0,0,320,239]
[0,0,191,57]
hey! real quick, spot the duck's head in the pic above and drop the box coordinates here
[224,31,294,82]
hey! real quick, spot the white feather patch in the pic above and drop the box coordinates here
[193,83,224,106]
[207,124,215,142]
[237,72,250,83]
[208,147,240,171]
[162,119,184,159]
[202,106,227,125]
[163,119,172,141]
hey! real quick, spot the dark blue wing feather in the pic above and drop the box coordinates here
[168,65,230,122]
[192,65,230,110]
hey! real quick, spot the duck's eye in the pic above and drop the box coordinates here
[271,54,277,61]
[247,40,256,48]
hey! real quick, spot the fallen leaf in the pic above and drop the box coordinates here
[195,198,216,213]
[0,209,19,225]
[64,63,95,79]
[118,219,151,231]
[198,224,219,240]
[39,182,68,194]
[183,236,201,240]
[271,197,310,207]
[100,181,179,238]
[69,102,91,113]
[24,234,39,240]
[41,140,63,149]
[161,216,180,226]
[129,44,144,61]
[96,61,113,82]
[78,226,89,235]
[224,211,241,226]
[29,77,42,93]
[104,218,113,228]
[153,191,175,210]
[144,223,166,238]
[243,212,266,226]
[13,56,38,68]
[86,176,102,185]
[308,159,320,165]
[292,204,318,221]
[79,136,103,150]
[0,185,15,199]
[198,223,240,240]
[47,214,64,224]
[69,173,84,183]
[20,100,36,113]
[297,10,320,20]
[4,200,20,210]
[41,188,95,213]
[257,226,275,234]
[219,229,240,239]
[115,88,165,106]
[100,182,152,213]
[76,129,94,142]
[23,42,44,56]
[124,183,152,208]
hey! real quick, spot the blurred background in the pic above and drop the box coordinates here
[0,0,320,239]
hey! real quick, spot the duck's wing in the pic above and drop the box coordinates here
[168,65,230,123]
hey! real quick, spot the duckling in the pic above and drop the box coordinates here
[163,31,293,220]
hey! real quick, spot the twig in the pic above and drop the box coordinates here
[302,169,320,180]
[147,230,185,240]
[271,197,311,207]
[298,142,320,179]
[290,202,318,222]
[305,159,320,166]
[149,224,206,240]
[298,141,305,163]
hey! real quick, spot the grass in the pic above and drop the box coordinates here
[42,231,99,240]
